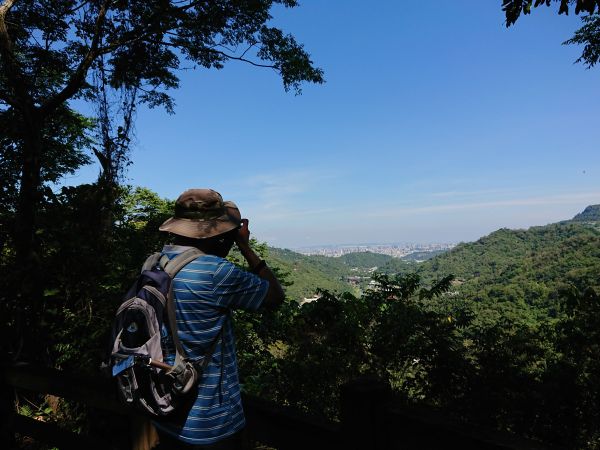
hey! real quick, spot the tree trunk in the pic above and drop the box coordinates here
[13,110,44,361]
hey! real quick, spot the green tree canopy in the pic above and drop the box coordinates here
[0,0,324,331]
[502,0,600,26]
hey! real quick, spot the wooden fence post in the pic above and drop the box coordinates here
[340,377,390,450]
[1,372,16,449]
[130,415,159,450]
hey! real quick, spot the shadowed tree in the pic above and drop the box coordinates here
[0,104,92,360]
[0,0,324,353]
[502,0,600,26]
[90,55,139,238]
[501,1,600,69]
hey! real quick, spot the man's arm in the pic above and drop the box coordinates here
[235,219,285,309]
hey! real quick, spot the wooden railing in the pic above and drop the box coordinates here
[1,363,550,450]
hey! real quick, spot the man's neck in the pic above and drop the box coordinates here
[171,236,226,257]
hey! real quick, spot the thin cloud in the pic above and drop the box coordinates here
[254,206,341,221]
[364,191,600,218]
[240,182,600,245]
[429,188,517,198]
[239,169,341,211]
[250,190,600,248]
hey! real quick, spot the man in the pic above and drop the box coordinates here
[153,188,285,449]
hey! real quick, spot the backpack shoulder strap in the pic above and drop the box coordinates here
[162,247,204,277]
[141,252,163,273]
[163,247,205,360]
[193,321,224,373]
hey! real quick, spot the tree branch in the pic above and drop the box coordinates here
[174,1,206,13]
[39,0,111,117]
[240,43,256,59]
[0,0,15,18]
[144,36,277,69]
[97,32,144,55]
[207,47,277,69]
[0,0,32,110]
[96,3,174,55]
[68,1,92,15]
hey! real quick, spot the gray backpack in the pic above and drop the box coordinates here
[109,248,222,417]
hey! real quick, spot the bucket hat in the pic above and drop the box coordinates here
[159,189,241,239]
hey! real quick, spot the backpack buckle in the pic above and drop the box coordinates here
[134,354,173,372]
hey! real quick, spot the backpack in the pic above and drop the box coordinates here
[109,248,222,417]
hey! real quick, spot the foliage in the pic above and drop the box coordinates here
[0,104,93,239]
[0,184,173,364]
[502,0,600,26]
[502,2,600,85]
[336,251,395,268]
[572,204,600,222]
[0,1,325,345]
[550,285,600,447]
[417,221,600,310]
[4,184,600,449]
[0,1,324,107]
[236,272,467,419]
[564,14,600,68]
[265,248,422,301]
[91,62,138,187]
[267,248,355,299]
[237,208,600,447]
[0,105,93,196]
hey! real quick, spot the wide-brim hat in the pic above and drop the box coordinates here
[159,189,241,239]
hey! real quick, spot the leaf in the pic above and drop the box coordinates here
[43,288,61,297]
[559,0,570,14]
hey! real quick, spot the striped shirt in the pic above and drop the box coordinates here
[153,245,269,445]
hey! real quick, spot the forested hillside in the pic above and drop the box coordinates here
[418,214,600,311]
[240,206,600,448]
[267,248,353,299]
[267,248,418,300]
[265,209,600,307]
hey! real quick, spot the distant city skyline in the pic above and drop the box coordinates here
[62,1,600,249]
[294,242,455,250]
[293,242,455,258]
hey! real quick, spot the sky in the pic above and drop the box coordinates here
[64,1,600,249]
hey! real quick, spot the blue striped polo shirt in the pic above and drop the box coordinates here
[153,245,269,445]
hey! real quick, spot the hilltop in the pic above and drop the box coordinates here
[570,204,600,222]
[417,205,600,310]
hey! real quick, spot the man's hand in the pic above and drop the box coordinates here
[233,218,284,308]
[235,218,250,247]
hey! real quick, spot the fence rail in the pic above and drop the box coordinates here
[2,363,549,450]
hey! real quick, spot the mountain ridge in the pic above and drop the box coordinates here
[266,204,600,303]
[569,204,600,222]
[415,205,600,310]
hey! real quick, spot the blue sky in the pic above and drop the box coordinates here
[65,1,600,249]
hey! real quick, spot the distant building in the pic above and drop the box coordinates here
[295,242,456,259]
[298,295,321,306]
[346,276,362,286]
